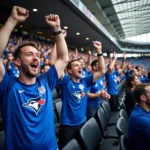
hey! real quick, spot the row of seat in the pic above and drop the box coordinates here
[61,105,129,150]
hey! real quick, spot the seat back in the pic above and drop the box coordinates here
[101,101,111,122]
[116,117,128,137]
[54,100,62,123]
[120,135,129,150]
[0,130,5,150]
[52,88,59,99]
[96,107,108,137]
[62,139,81,150]
[79,117,103,150]
[120,101,126,110]
[119,109,129,122]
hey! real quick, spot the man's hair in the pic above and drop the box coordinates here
[115,64,119,67]
[14,41,39,59]
[91,60,98,70]
[66,59,79,75]
[130,69,137,75]
[67,59,78,70]
[133,83,150,103]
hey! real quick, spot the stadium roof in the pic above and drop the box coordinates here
[83,0,150,39]
[0,0,150,53]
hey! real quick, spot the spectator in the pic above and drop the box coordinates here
[58,41,105,148]
[128,83,150,150]
[87,59,110,119]
[125,75,140,116]
[105,52,123,111]
[0,6,68,150]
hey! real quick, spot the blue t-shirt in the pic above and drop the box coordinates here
[0,65,58,150]
[128,105,150,150]
[87,75,105,107]
[125,70,131,79]
[59,74,94,126]
[8,66,19,78]
[82,67,88,78]
[105,70,118,95]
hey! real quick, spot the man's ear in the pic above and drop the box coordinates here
[14,58,21,66]
[141,95,147,102]
[67,68,72,75]
[93,66,96,70]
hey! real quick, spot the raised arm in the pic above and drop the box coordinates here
[93,41,105,83]
[121,52,126,70]
[49,30,67,66]
[85,50,91,70]
[107,51,117,74]
[0,6,28,83]
[45,15,69,78]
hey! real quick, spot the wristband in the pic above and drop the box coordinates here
[97,53,103,57]
[53,30,62,35]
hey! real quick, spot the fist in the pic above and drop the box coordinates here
[45,14,61,31]
[11,6,29,23]
[93,41,102,52]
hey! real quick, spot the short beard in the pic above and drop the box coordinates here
[22,66,39,78]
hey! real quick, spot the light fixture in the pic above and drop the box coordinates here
[33,8,38,12]
[76,32,80,35]
[86,37,89,40]
[81,48,84,51]
[64,26,68,29]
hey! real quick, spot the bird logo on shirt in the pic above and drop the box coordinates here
[22,96,45,115]
[72,91,85,102]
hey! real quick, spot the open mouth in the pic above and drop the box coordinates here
[30,63,39,71]
[78,70,82,74]
[30,64,38,69]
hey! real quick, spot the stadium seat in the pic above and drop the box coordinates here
[61,139,81,150]
[96,107,118,138]
[120,101,126,110]
[0,130,5,150]
[54,99,62,123]
[79,117,120,150]
[119,109,129,123]
[54,99,62,139]
[116,117,128,137]
[52,88,59,99]
[101,101,119,125]
[120,135,129,150]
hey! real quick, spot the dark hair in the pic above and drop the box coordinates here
[148,72,150,79]
[14,41,39,59]
[91,60,98,70]
[133,83,149,103]
[115,64,119,67]
[66,59,79,75]
[126,75,136,92]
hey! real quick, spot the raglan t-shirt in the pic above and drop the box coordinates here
[87,75,105,106]
[0,65,58,150]
[128,105,150,150]
[59,74,94,126]
[105,70,118,95]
